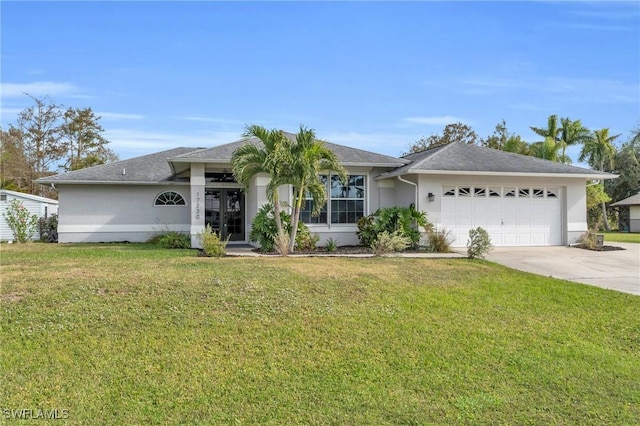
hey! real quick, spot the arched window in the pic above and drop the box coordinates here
[154,191,186,206]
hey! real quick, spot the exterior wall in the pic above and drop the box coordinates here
[57,184,190,243]
[415,174,589,246]
[0,191,58,242]
[630,205,640,232]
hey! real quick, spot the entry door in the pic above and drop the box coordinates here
[204,189,245,241]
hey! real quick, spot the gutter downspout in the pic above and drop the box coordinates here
[397,175,418,211]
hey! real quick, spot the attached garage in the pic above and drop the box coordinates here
[441,185,562,247]
[376,142,616,248]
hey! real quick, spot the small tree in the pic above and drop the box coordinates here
[3,199,38,243]
[466,227,493,259]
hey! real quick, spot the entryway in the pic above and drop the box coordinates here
[204,189,245,241]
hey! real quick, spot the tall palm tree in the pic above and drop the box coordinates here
[579,128,620,231]
[288,126,346,252]
[530,114,561,142]
[558,118,590,164]
[530,115,562,162]
[231,125,293,253]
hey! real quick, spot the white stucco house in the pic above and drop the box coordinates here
[0,189,59,242]
[37,133,615,248]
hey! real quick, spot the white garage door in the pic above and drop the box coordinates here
[441,186,562,247]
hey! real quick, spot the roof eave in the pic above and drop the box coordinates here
[376,169,617,180]
[36,179,190,186]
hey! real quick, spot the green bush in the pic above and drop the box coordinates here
[156,232,191,249]
[197,224,229,257]
[371,230,410,255]
[3,199,38,243]
[357,206,432,248]
[249,204,314,253]
[467,227,493,259]
[38,214,58,243]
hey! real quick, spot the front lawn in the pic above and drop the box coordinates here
[1,244,638,424]
[601,231,640,244]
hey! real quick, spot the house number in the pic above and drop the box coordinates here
[195,191,201,220]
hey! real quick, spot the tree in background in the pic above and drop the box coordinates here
[404,122,478,155]
[579,128,620,231]
[0,128,30,191]
[606,124,640,203]
[558,118,591,164]
[482,119,529,155]
[10,95,65,196]
[61,107,117,171]
[0,94,118,198]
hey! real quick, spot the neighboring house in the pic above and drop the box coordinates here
[37,133,615,248]
[0,189,59,242]
[611,192,640,232]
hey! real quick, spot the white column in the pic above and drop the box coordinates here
[190,163,205,248]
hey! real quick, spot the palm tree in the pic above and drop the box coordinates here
[558,118,590,164]
[530,115,562,162]
[231,125,293,253]
[530,114,561,142]
[529,137,560,161]
[579,128,620,231]
[288,126,346,252]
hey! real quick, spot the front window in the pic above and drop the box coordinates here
[300,174,365,225]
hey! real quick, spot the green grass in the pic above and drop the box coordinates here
[2,244,639,425]
[601,231,640,243]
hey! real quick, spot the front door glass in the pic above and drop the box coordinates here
[204,189,244,241]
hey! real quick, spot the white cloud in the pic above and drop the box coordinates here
[97,112,145,121]
[0,81,80,98]
[403,116,467,126]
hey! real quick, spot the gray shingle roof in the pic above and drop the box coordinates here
[170,132,409,167]
[611,192,640,206]
[378,142,615,178]
[37,147,201,184]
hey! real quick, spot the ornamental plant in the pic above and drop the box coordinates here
[3,199,39,243]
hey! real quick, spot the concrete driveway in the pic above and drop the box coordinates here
[486,243,640,295]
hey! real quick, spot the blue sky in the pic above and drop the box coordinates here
[1,1,639,165]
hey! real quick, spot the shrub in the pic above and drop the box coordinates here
[578,232,597,250]
[38,214,58,243]
[296,227,320,251]
[467,227,493,259]
[371,230,410,255]
[197,224,229,257]
[325,237,338,252]
[426,228,454,253]
[357,206,433,248]
[3,199,38,243]
[154,232,191,249]
[249,204,313,253]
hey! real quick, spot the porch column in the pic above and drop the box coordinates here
[190,163,205,248]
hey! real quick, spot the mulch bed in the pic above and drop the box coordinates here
[573,244,626,252]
